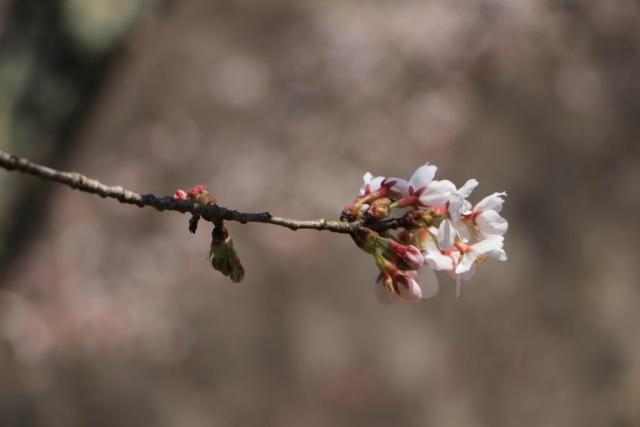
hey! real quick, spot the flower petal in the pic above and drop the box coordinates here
[458,179,479,199]
[490,248,508,262]
[360,173,386,196]
[423,240,454,270]
[448,192,465,222]
[386,177,410,196]
[419,180,456,206]
[455,269,476,297]
[474,192,507,213]
[476,210,509,237]
[472,235,504,255]
[418,268,439,299]
[397,275,423,303]
[455,252,478,274]
[408,163,437,191]
[454,220,472,242]
[437,219,456,251]
[374,275,397,305]
[473,236,508,262]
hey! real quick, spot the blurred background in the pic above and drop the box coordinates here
[1,0,639,426]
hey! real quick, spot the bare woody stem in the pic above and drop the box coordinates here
[0,150,412,234]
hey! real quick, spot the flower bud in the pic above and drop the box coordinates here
[375,273,398,304]
[402,245,424,270]
[183,184,217,205]
[174,189,188,200]
[394,272,423,303]
[209,225,244,282]
[211,252,231,275]
[230,257,245,283]
[419,211,435,227]
[397,230,413,244]
[369,197,391,220]
[414,229,431,252]
[353,228,381,255]
[187,184,208,199]
[388,240,424,270]
[340,204,362,222]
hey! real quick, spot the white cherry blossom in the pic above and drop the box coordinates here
[471,192,509,238]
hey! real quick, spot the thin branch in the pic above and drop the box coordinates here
[1,149,388,234]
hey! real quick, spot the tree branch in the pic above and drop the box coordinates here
[0,149,373,233]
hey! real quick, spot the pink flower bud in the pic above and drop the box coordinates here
[388,240,424,270]
[187,184,208,199]
[375,273,398,305]
[394,272,423,303]
[402,245,424,270]
[174,189,188,200]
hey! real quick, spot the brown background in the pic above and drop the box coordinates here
[1,1,639,426]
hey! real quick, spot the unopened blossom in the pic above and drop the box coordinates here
[174,189,188,200]
[375,273,399,305]
[394,271,423,303]
[369,197,392,220]
[375,268,439,304]
[374,268,423,304]
[386,239,424,270]
[187,184,209,198]
[210,225,245,283]
[174,184,216,204]
[373,253,424,303]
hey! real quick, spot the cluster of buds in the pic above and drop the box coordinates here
[175,184,244,283]
[344,163,509,304]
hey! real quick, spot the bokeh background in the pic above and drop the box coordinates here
[1,1,639,426]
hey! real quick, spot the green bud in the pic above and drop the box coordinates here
[209,224,244,282]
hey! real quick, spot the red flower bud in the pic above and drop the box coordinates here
[187,184,208,199]
[174,189,188,200]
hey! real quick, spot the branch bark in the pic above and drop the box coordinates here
[2,150,408,234]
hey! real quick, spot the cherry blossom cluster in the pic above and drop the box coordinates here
[343,163,508,304]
